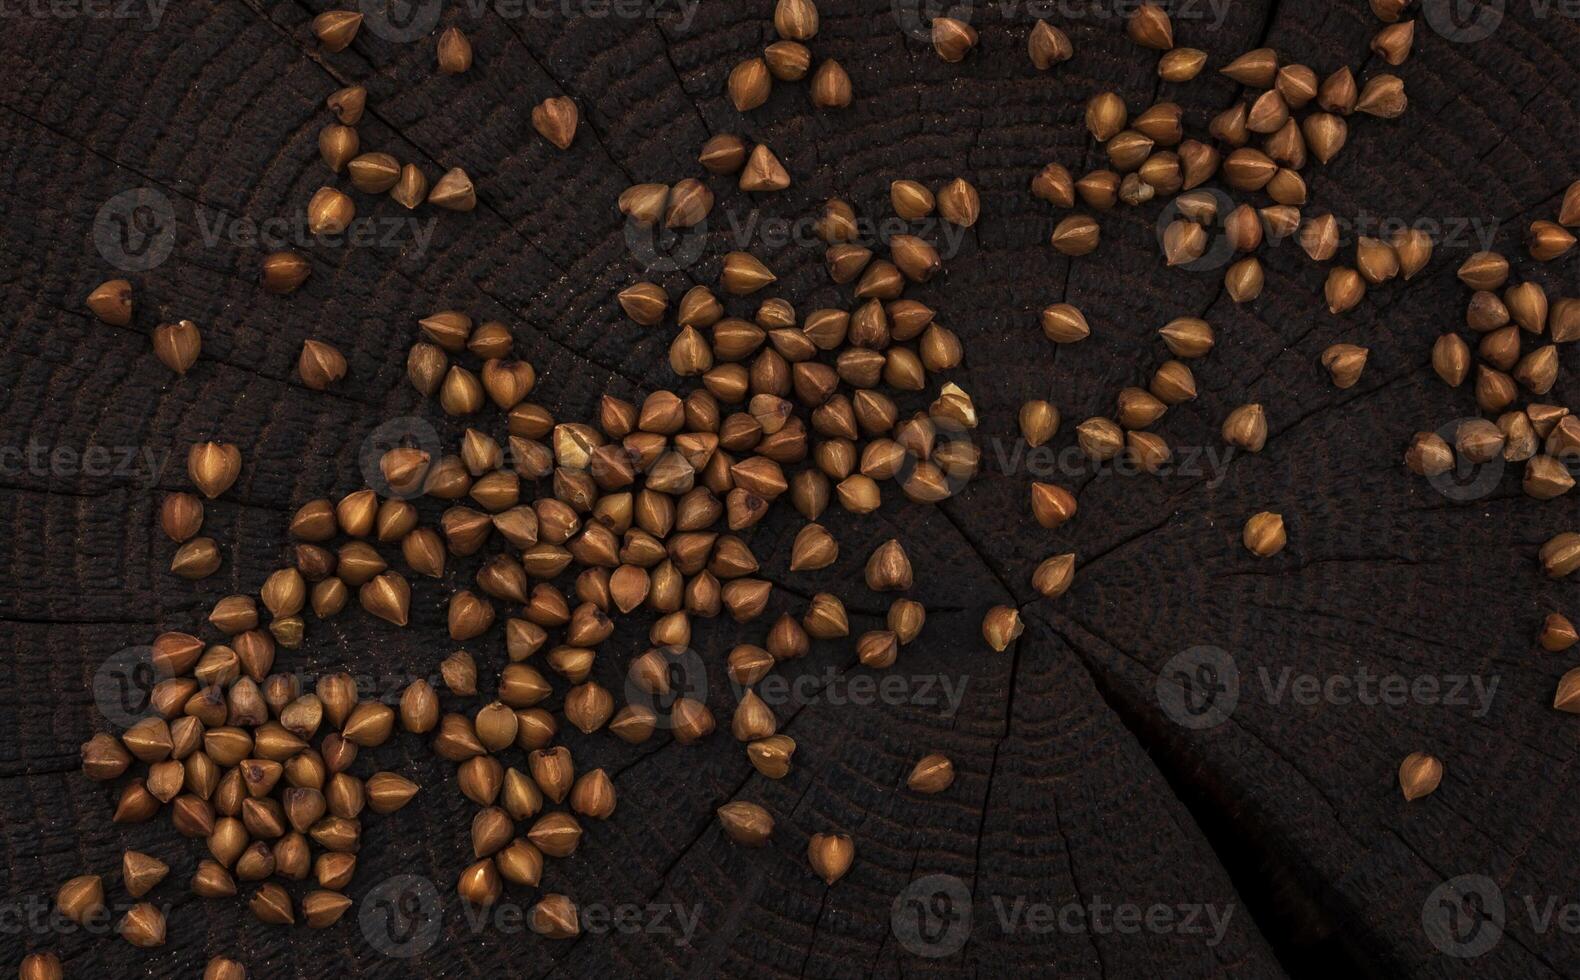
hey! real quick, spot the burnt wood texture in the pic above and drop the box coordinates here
[1,0,1578,977]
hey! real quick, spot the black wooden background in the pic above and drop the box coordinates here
[1,0,1577,977]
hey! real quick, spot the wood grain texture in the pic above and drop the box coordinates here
[0,0,1576,977]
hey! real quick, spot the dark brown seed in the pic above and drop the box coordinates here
[56,874,105,925]
[937,178,980,227]
[1086,92,1127,141]
[1158,47,1206,81]
[20,954,62,980]
[932,17,977,62]
[721,252,776,295]
[1243,512,1287,557]
[672,698,717,744]
[346,153,401,196]
[1020,401,1059,447]
[1319,67,1357,114]
[391,164,428,209]
[429,168,477,211]
[1325,268,1366,315]
[123,851,169,898]
[1321,344,1368,388]
[1051,215,1100,256]
[1404,433,1453,477]
[717,800,774,846]
[1076,417,1124,461]
[1355,74,1407,118]
[532,97,579,150]
[1541,533,1580,578]
[298,340,347,390]
[775,0,818,39]
[530,895,580,938]
[152,319,201,374]
[171,538,222,580]
[1221,48,1277,87]
[261,251,310,294]
[1529,221,1577,261]
[1371,21,1414,65]
[160,492,204,542]
[1399,752,1442,800]
[1525,455,1575,500]
[740,145,791,192]
[527,811,583,857]
[1456,419,1505,463]
[1559,669,1580,713]
[1029,21,1073,70]
[1033,553,1075,598]
[1356,237,1399,285]
[1540,613,1578,652]
[119,902,167,947]
[437,27,472,74]
[204,958,246,980]
[1032,163,1074,207]
[311,11,362,52]
[728,58,771,111]
[327,84,365,124]
[765,41,811,81]
[1557,180,1580,227]
[807,832,854,884]
[87,278,133,325]
[569,769,616,819]
[982,606,1023,651]
[348,153,401,194]
[907,754,954,793]
[699,134,748,173]
[457,859,501,907]
[302,890,352,928]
